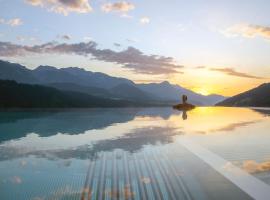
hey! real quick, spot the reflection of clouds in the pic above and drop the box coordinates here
[81,126,179,154]
[224,160,270,174]
[106,185,135,199]
[188,120,260,135]
[32,197,45,200]
[10,176,22,184]
[20,160,27,167]
[241,160,270,173]
[140,177,151,184]
[81,187,92,199]
[0,126,179,161]
[1,107,270,200]
[0,108,178,143]
[123,185,135,199]
[57,160,72,168]
[210,120,260,133]
[222,162,240,175]
[49,185,81,199]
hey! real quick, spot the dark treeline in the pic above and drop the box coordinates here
[0,80,159,108]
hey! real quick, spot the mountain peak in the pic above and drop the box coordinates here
[0,60,27,70]
[61,67,93,76]
[217,82,270,106]
[35,65,57,71]
[160,81,171,85]
[63,67,87,72]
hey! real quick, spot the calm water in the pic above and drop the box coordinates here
[0,107,270,200]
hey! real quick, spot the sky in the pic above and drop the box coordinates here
[0,0,270,96]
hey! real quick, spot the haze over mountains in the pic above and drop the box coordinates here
[0,60,226,107]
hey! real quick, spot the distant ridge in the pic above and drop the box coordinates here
[137,81,226,105]
[216,83,270,107]
[0,80,152,108]
[0,60,226,105]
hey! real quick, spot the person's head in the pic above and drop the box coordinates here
[182,95,187,103]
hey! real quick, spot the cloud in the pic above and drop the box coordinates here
[16,36,38,43]
[140,17,150,24]
[113,43,121,47]
[16,36,26,42]
[127,38,139,43]
[120,13,133,19]
[210,67,264,79]
[7,18,23,26]
[0,41,183,75]
[177,24,186,32]
[0,18,23,26]
[83,36,93,41]
[58,34,71,40]
[101,1,135,13]
[195,66,206,69]
[25,0,92,15]
[222,24,270,40]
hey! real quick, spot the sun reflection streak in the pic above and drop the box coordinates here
[169,107,264,135]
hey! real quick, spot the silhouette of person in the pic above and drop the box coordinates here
[182,95,187,104]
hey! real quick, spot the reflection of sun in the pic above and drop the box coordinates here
[192,107,213,114]
[169,107,263,135]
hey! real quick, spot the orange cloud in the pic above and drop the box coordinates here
[101,1,135,13]
[223,24,270,40]
[210,67,265,79]
[25,0,92,15]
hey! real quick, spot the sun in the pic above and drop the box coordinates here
[194,88,210,96]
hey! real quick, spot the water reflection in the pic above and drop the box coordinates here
[0,107,269,200]
[0,108,178,142]
[182,110,188,120]
[0,107,268,161]
[241,160,270,174]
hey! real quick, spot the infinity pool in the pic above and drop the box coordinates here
[0,107,270,200]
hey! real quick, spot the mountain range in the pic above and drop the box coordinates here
[0,60,226,107]
[0,80,153,108]
[217,83,270,107]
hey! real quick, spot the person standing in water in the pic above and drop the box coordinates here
[182,95,188,104]
[173,94,195,110]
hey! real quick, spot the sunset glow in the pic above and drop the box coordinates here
[0,0,269,96]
